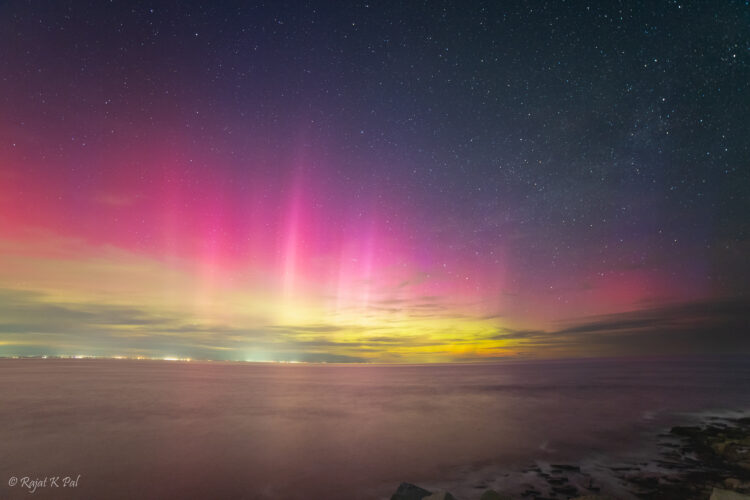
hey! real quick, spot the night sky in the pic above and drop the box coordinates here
[0,1,748,362]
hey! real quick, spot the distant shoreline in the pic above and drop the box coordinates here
[2,353,748,366]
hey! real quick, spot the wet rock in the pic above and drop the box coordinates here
[713,441,750,461]
[714,440,735,455]
[725,477,750,490]
[551,483,578,496]
[551,463,581,472]
[610,466,640,472]
[710,487,750,500]
[670,426,703,437]
[391,482,432,500]
[388,418,750,500]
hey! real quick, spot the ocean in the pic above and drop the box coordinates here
[1,356,749,499]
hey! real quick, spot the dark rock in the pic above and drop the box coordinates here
[552,484,578,496]
[725,477,750,490]
[710,488,750,500]
[670,426,703,437]
[629,475,660,488]
[610,466,640,472]
[391,482,432,500]
[551,463,581,472]
[479,490,512,500]
[423,491,457,500]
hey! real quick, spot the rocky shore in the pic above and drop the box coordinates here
[389,416,750,500]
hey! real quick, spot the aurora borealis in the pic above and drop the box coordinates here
[0,1,748,362]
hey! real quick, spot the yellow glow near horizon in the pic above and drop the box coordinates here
[0,232,526,363]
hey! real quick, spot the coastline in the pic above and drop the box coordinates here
[388,412,750,500]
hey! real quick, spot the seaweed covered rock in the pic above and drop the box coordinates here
[725,478,750,490]
[391,482,433,500]
[424,491,457,500]
[710,487,750,500]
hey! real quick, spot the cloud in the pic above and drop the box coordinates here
[492,298,750,356]
[0,288,403,362]
[491,328,548,340]
[556,317,661,335]
[0,288,270,354]
[0,289,166,333]
[297,353,368,363]
[2,285,748,362]
[271,324,346,334]
[364,295,458,319]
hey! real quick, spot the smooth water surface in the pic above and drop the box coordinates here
[1,356,749,499]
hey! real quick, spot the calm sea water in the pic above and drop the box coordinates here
[1,356,749,499]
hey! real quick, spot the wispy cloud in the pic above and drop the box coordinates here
[489,298,750,356]
[1,284,748,362]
